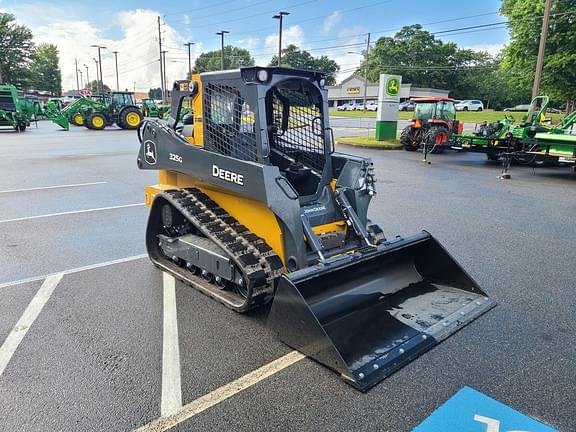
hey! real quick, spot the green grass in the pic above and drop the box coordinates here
[330,109,564,123]
[336,136,402,149]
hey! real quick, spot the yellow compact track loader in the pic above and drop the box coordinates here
[137,67,495,391]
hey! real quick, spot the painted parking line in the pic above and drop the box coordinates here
[161,273,182,417]
[0,203,145,224]
[0,254,148,290]
[135,351,305,432]
[0,181,107,194]
[0,273,64,377]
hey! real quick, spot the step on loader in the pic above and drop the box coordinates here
[137,68,495,391]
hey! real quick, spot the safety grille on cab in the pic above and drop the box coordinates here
[203,83,258,162]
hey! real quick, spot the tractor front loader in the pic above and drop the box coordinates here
[137,68,495,391]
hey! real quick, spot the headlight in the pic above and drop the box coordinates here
[257,69,269,82]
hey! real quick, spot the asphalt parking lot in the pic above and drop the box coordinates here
[1,120,575,431]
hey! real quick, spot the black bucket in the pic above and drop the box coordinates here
[267,231,495,391]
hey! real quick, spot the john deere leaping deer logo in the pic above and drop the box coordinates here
[386,78,400,96]
[144,140,157,165]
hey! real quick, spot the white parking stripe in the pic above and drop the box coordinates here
[0,254,148,290]
[0,181,107,194]
[161,273,182,417]
[0,273,64,377]
[135,351,305,431]
[0,203,145,224]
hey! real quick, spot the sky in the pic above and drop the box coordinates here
[0,0,510,92]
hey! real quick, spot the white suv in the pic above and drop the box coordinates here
[456,100,484,111]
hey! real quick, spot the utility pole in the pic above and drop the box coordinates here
[158,16,165,102]
[273,12,289,66]
[216,31,229,70]
[184,42,195,79]
[162,50,168,100]
[78,69,83,89]
[532,0,553,99]
[84,64,89,87]
[363,32,371,111]
[91,45,107,93]
[113,51,120,91]
[74,58,80,93]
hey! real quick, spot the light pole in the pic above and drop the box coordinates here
[272,11,289,67]
[216,31,229,70]
[83,64,90,87]
[184,42,195,79]
[112,51,119,91]
[74,58,80,93]
[91,45,107,93]
[347,32,371,111]
[93,58,99,92]
[78,69,83,89]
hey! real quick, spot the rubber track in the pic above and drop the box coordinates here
[156,188,284,311]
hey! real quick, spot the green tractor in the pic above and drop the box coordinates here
[141,98,170,119]
[83,92,143,130]
[0,85,29,132]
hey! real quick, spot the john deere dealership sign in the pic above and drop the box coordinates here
[375,74,402,140]
[346,87,360,95]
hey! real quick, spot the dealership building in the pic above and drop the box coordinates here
[327,74,450,107]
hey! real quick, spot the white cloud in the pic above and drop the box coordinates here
[265,24,304,53]
[332,26,367,84]
[322,11,341,35]
[2,4,195,92]
[235,37,260,52]
[465,43,505,57]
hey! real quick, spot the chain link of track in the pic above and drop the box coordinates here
[156,187,284,311]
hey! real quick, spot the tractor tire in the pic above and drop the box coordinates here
[16,122,26,132]
[86,113,106,130]
[71,113,84,126]
[486,153,500,161]
[424,126,450,154]
[400,125,419,151]
[119,107,143,130]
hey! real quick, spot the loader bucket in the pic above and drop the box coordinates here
[268,231,495,391]
[52,114,69,130]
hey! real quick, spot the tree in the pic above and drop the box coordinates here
[0,13,34,87]
[269,45,340,85]
[193,46,254,73]
[86,80,111,94]
[148,88,162,99]
[356,25,522,107]
[29,43,62,95]
[501,0,576,109]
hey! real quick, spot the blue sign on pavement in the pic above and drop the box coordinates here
[413,386,558,432]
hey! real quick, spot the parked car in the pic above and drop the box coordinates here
[337,103,350,111]
[546,107,562,114]
[504,104,531,112]
[354,103,365,111]
[346,103,359,111]
[398,101,415,111]
[366,101,378,111]
[455,100,484,111]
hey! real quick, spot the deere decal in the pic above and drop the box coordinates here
[386,78,400,96]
